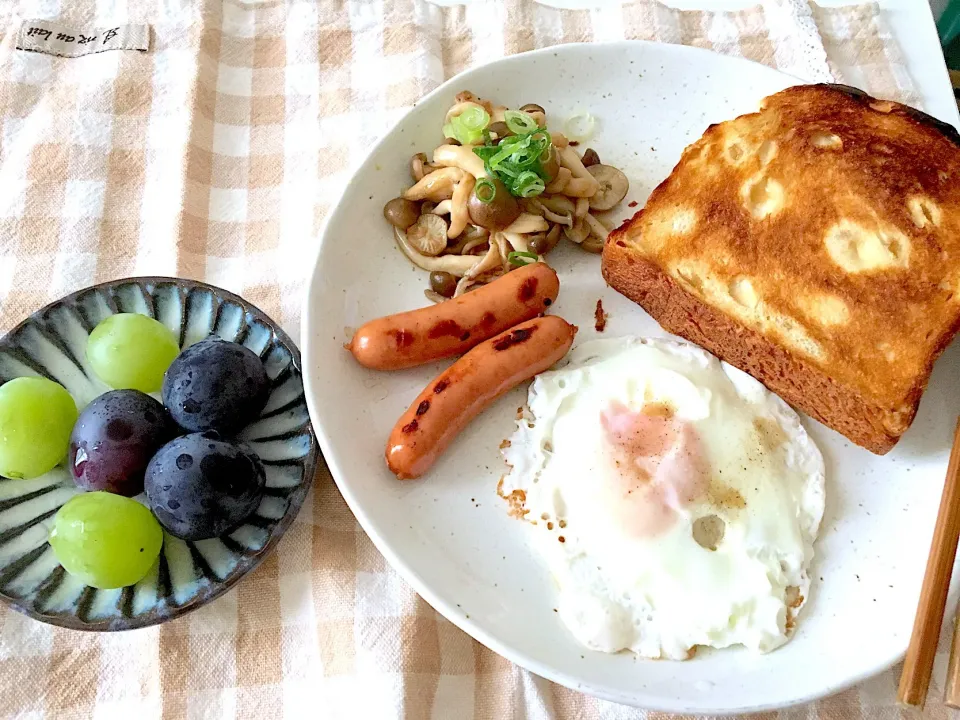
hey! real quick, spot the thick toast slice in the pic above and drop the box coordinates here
[602,84,960,454]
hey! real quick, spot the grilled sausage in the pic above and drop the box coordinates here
[386,315,577,479]
[347,263,559,370]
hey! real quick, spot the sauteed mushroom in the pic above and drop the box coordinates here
[467,178,521,230]
[429,271,457,298]
[383,198,420,229]
[406,214,449,256]
[403,167,464,203]
[588,165,629,211]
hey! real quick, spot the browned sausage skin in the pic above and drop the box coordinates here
[386,315,577,479]
[347,263,560,370]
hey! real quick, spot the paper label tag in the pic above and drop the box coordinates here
[17,20,149,57]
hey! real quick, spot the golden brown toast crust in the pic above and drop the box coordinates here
[603,84,960,454]
[603,242,916,453]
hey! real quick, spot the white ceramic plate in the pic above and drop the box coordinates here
[302,42,960,712]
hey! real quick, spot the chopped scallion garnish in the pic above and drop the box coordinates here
[472,126,553,199]
[515,171,545,198]
[507,251,539,266]
[564,109,595,142]
[459,106,490,134]
[444,106,491,145]
[475,178,497,204]
[505,110,539,135]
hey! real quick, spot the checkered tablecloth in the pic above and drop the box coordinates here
[0,0,942,717]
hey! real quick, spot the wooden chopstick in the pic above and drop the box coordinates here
[898,417,960,708]
[945,602,960,707]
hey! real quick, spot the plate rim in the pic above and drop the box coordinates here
[301,40,890,712]
[0,275,318,632]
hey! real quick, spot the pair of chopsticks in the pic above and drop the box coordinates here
[899,418,960,708]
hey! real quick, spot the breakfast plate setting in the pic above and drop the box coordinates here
[1,20,959,718]
[302,41,960,712]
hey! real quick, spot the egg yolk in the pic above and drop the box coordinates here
[599,401,709,537]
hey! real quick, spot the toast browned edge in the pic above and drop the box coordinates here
[824,83,960,145]
[601,83,960,455]
[601,239,901,453]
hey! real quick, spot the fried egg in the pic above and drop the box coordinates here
[501,336,825,660]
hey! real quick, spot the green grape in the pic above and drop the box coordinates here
[87,314,179,393]
[0,377,78,480]
[49,492,163,589]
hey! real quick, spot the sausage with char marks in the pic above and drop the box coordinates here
[347,263,559,370]
[386,315,577,479]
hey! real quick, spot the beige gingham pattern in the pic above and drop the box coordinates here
[812,2,923,110]
[0,0,937,717]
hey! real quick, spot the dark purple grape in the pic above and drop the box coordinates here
[162,337,270,435]
[69,390,174,496]
[144,432,265,540]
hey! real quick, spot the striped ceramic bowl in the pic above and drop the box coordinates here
[0,278,317,630]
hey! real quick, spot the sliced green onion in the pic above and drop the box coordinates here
[564,109,595,142]
[529,131,551,154]
[459,106,490,134]
[473,145,499,163]
[489,135,529,166]
[495,164,521,180]
[515,171,545,198]
[445,106,491,145]
[472,127,553,198]
[499,133,527,149]
[507,251,539,266]
[508,143,540,167]
[475,178,497,204]
[505,110,539,135]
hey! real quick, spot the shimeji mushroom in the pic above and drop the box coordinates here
[583,213,610,240]
[382,198,421,229]
[580,214,611,253]
[503,213,548,235]
[394,226,478,276]
[467,178,521,231]
[431,199,453,215]
[587,165,629,211]
[432,145,487,180]
[580,148,601,167]
[446,225,489,255]
[564,218,590,245]
[410,153,431,182]
[405,214,449,256]
[453,238,503,297]
[535,196,575,227]
[540,145,560,182]
[558,147,601,198]
[447,174,476,239]
[545,167,572,194]
[503,231,531,255]
[529,224,562,255]
[403,167,464,203]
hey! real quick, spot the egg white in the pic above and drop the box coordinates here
[501,336,825,660]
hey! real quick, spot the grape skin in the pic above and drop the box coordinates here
[69,390,174,496]
[0,377,78,480]
[162,337,270,434]
[145,432,266,540]
[31,322,277,591]
[87,314,180,393]
[49,492,163,589]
